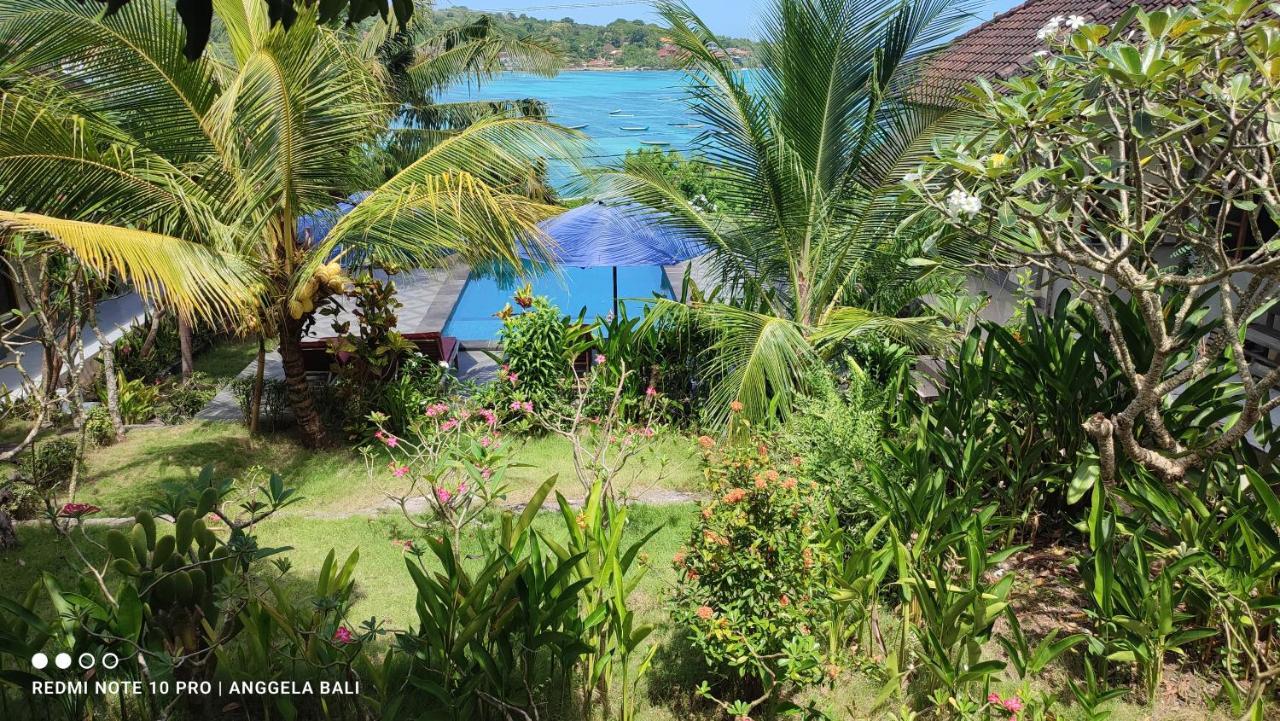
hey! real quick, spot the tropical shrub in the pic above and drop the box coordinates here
[321,273,418,436]
[368,399,518,554]
[777,368,898,535]
[496,291,594,413]
[98,371,159,425]
[376,353,454,434]
[84,405,116,446]
[113,314,180,382]
[20,437,77,491]
[673,432,833,714]
[396,478,589,720]
[231,376,289,430]
[156,372,217,423]
[0,468,300,719]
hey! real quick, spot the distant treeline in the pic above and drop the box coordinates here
[427,5,759,68]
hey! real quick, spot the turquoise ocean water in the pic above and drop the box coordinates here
[436,70,704,189]
[436,71,696,341]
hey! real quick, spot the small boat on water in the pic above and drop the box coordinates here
[565,123,588,130]
[670,122,703,129]
[640,140,670,146]
[620,125,649,131]
[608,109,628,115]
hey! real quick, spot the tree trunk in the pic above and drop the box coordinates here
[279,315,328,448]
[139,308,163,357]
[178,315,194,380]
[249,335,265,435]
[0,487,17,550]
[94,314,126,441]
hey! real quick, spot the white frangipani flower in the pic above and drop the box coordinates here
[1066,14,1086,29]
[946,188,982,218]
[1033,49,1050,57]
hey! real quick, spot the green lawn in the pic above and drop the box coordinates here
[77,421,702,518]
[193,336,274,386]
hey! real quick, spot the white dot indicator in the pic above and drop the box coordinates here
[77,653,95,669]
[101,652,119,670]
[30,653,48,669]
[54,653,71,669]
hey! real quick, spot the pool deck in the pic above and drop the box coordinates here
[197,263,476,420]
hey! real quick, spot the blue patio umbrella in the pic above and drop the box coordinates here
[296,192,371,256]
[520,200,707,317]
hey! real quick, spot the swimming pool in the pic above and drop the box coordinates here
[441,265,674,342]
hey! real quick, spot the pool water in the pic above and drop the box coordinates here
[442,265,674,342]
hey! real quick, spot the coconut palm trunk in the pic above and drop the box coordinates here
[278,313,327,446]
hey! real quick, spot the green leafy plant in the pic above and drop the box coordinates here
[98,371,159,425]
[674,434,833,715]
[497,291,594,414]
[396,477,590,720]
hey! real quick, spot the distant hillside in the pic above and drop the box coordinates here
[429,6,759,69]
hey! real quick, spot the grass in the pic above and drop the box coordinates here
[193,336,275,386]
[76,421,703,518]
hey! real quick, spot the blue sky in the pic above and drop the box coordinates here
[438,0,1026,40]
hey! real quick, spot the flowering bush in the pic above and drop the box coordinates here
[367,400,517,557]
[672,435,833,708]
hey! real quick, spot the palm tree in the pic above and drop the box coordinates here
[601,0,975,426]
[369,11,563,176]
[0,0,579,447]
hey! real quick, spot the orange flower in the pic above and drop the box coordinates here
[754,476,767,490]
[702,506,714,519]
[802,547,814,569]
[825,663,841,680]
[687,568,699,581]
[697,435,716,449]
[779,594,791,607]
[765,469,779,482]
[723,488,747,504]
[730,400,744,413]
[696,605,714,620]
[673,550,686,566]
[783,477,798,490]
[791,455,803,468]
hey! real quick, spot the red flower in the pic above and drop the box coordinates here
[779,594,790,607]
[696,605,714,620]
[58,503,100,518]
[333,626,354,644]
[722,488,747,504]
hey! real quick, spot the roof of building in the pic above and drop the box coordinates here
[918,0,1192,102]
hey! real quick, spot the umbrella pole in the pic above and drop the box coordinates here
[612,266,619,320]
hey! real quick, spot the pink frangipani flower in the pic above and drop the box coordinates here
[333,626,354,644]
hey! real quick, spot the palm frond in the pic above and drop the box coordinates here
[0,211,260,323]
[0,0,223,162]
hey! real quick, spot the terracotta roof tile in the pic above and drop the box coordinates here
[918,0,1194,103]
